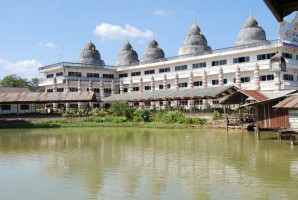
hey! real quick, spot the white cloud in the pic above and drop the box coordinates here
[0,59,43,78]
[94,23,153,40]
[38,42,56,48]
[154,9,171,16]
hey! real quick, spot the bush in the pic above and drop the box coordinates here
[122,107,135,121]
[161,111,184,123]
[103,116,127,123]
[91,108,107,117]
[133,109,150,122]
[212,111,222,120]
[108,101,129,116]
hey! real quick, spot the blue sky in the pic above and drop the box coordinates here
[0,0,290,79]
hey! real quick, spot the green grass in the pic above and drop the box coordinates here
[0,118,203,129]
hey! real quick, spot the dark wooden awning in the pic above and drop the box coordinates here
[264,0,298,22]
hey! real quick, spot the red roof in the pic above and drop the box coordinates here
[274,96,298,108]
[242,90,268,101]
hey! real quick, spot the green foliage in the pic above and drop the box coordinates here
[0,74,42,92]
[133,109,150,122]
[91,108,107,117]
[122,107,135,120]
[212,111,222,120]
[161,111,184,124]
[108,101,129,116]
[62,109,90,117]
[103,116,127,123]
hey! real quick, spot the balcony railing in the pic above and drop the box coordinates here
[117,40,280,70]
[38,62,117,72]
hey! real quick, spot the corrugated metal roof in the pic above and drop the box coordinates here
[274,97,298,108]
[0,87,30,93]
[242,90,268,101]
[102,85,238,102]
[0,92,96,104]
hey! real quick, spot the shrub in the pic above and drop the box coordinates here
[161,111,184,123]
[91,108,107,117]
[122,107,135,121]
[103,116,127,123]
[212,111,222,120]
[108,101,129,116]
[133,109,150,122]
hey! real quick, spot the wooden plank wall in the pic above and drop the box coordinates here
[257,102,289,129]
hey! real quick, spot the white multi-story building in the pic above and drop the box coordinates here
[38,14,298,109]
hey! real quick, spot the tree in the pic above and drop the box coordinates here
[0,74,43,92]
[0,74,29,88]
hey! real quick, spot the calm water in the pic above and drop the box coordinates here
[0,128,298,200]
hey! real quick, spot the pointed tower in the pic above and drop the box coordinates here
[142,37,165,62]
[179,20,212,56]
[78,40,105,66]
[234,14,270,47]
[115,40,139,66]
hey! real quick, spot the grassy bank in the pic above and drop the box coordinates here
[0,118,203,129]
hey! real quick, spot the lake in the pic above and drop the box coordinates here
[0,127,297,200]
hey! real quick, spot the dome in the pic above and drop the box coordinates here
[142,38,165,62]
[234,15,270,47]
[115,41,139,66]
[178,20,212,56]
[78,40,105,66]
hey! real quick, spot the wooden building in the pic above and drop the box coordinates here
[221,90,296,130]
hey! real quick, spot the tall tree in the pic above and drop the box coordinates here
[0,74,43,92]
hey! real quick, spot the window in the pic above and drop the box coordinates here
[144,70,155,75]
[192,62,206,69]
[194,99,202,105]
[20,105,29,110]
[131,71,141,76]
[47,74,53,78]
[180,100,188,106]
[93,88,100,93]
[57,88,64,92]
[68,72,82,77]
[233,56,250,63]
[87,73,99,78]
[103,74,114,79]
[104,88,111,93]
[70,104,78,109]
[194,81,203,86]
[124,88,128,93]
[47,89,53,92]
[178,82,188,88]
[233,77,251,83]
[133,87,139,91]
[283,74,294,81]
[159,67,170,73]
[175,65,187,71]
[69,87,78,92]
[260,74,274,81]
[257,53,275,60]
[56,72,63,76]
[144,86,151,90]
[119,73,128,78]
[282,52,293,59]
[159,84,171,90]
[1,105,11,110]
[212,59,227,66]
[213,79,227,85]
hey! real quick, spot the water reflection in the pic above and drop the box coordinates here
[0,128,298,200]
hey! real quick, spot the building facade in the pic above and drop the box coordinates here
[38,14,298,109]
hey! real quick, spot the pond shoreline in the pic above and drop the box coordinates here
[0,116,243,129]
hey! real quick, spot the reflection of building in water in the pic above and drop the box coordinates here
[12,128,295,200]
[39,14,298,110]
